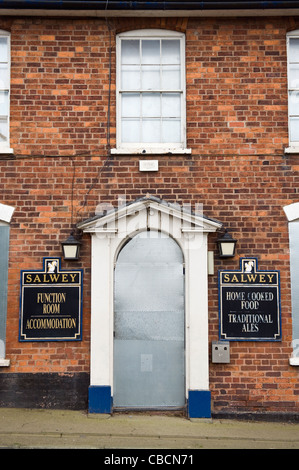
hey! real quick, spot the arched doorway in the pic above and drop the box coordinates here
[78,196,222,417]
[113,231,185,409]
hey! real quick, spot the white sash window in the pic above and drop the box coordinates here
[113,30,190,155]
[0,30,12,154]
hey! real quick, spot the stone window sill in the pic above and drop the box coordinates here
[289,357,299,366]
[285,147,299,154]
[0,358,10,367]
[111,148,192,155]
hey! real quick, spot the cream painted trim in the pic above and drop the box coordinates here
[284,147,299,154]
[0,202,15,224]
[284,201,299,366]
[0,147,14,154]
[0,202,14,366]
[111,148,192,155]
[283,202,299,222]
[289,357,299,366]
[0,358,10,367]
[0,30,11,151]
[79,199,221,233]
[115,29,187,152]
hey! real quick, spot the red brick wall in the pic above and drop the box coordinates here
[0,15,298,413]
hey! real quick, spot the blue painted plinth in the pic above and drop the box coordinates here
[188,390,211,418]
[88,386,112,414]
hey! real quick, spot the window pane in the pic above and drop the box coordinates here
[121,65,140,90]
[142,118,161,142]
[142,40,160,64]
[289,38,299,62]
[0,116,8,142]
[289,91,299,115]
[122,93,140,117]
[122,119,141,143]
[162,93,181,118]
[0,91,8,116]
[162,65,180,90]
[122,40,140,64]
[289,63,299,89]
[290,117,299,142]
[0,37,8,63]
[142,93,160,117]
[162,40,180,64]
[141,65,160,90]
[162,119,181,143]
[119,33,184,147]
[0,64,9,89]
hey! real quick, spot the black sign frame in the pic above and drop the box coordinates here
[218,258,281,342]
[19,258,83,342]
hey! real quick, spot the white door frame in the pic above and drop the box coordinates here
[78,196,222,417]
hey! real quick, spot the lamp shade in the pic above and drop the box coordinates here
[217,229,237,258]
[61,233,81,260]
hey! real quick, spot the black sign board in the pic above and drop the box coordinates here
[218,258,281,341]
[19,258,83,342]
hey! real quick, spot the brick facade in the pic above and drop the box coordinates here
[0,14,299,416]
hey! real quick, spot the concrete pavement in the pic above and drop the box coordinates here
[0,407,298,449]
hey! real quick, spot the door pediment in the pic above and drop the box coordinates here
[78,195,222,235]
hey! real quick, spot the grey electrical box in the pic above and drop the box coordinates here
[212,341,230,363]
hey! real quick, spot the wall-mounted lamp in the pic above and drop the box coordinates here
[61,230,82,261]
[217,229,237,258]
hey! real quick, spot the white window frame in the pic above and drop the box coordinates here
[0,30,13,154]
[112,29,191,155]
[284,202,299,366]
[0,202,15,367]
